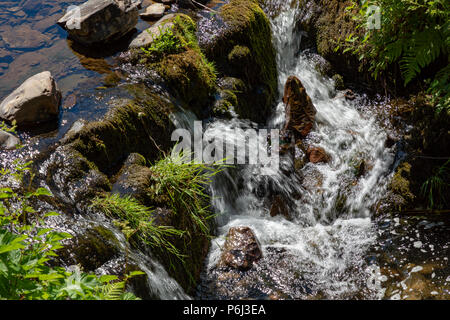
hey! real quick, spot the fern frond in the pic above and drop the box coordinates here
[400,29,445,85]
[101,281,125,300]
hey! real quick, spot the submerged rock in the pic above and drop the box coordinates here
[58,0,141,45]
[0,129,20,150]
[0,71,61,126]
[282,75,317,140]
[219,226,262,271]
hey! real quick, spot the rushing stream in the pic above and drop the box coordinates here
[195,0,449,299]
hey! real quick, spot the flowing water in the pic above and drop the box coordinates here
[196,0,449,299]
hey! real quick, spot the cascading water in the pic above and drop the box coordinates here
[196,0,395,299]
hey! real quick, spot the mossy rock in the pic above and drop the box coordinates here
[389,162,415,208]
[42,146,111,207]
[296,0,375,90]
[128,14,217,119]
[63,84,175,175]
[200,0,278,123]
[109,165,212,294]
[56,225,120,272]
[155,48,216,117]
[212,89,239,118]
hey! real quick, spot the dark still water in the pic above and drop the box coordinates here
[0,0,157,150]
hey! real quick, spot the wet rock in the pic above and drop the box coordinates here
[212,89,238,119]
[269,195,290,219]
[295,0,376,90]
[282,76,317,140]
[129,13,175,48]
[0,129,20,150]
[219,226,263,271]
[42,146,112,207]
[57,0,141,45]
[112,156,152,201]
[57,225,120,271]
[0,71,61,126]
[344,89,356,101]
[140,3,165,20]
[61,119,88,143]
[306,146,330,164]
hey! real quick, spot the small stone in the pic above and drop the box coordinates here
[269,195,290,219]
[140,3,165,20]
[0,129,20,150]
[306,146,330,164]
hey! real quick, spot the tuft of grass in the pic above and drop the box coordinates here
[90,194,185,259]
[147,152,226,236]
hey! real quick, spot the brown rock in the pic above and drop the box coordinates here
[270,195,290,219]
[282,76,317,139]
[219,226,262,271]
[307,146,330,164]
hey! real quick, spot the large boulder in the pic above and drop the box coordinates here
[282,75,317,140]
[219,226,263,271]
[0,71,61,126]
[0,130,20,150]
[57,0,141,45]
[198,0,278,123]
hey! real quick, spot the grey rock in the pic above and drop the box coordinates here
[0,71,61,126]
[57,0,142,45]
[0,130,20,150]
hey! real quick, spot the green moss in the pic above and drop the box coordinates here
[64,85,175,174]
[332,74,345,90]
[297,0,373,86]
[136,14,217,116]
[217,0,278,122]
[390,162,415,205]
[228,45,251,64]
[155,48,216,111]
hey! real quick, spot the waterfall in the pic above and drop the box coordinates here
[198,0,394,299]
